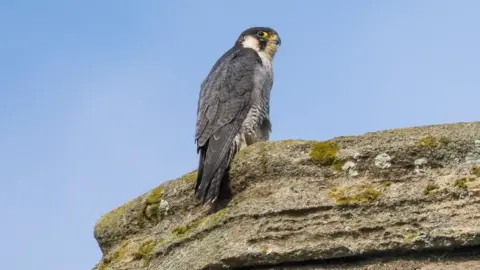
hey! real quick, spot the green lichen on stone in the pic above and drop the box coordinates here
[134,239,162,267]
[332,159,347,172]
[146,186,163,205]
[469,166,480,177]
[192,209,228,229]
[179,170,198,184]
[203,209,227,226]
[145,204,159,220]
[171,225,189,238]
[144,186,165,221]
[404,232,419,244]
[260,246,268,255]
[109,249,125,262]
[424,183,440,195]
[381,182,391,188]
[328,184,382,205]
[439,136,451,145]
[94,203,128,236]
[453,177,468,190]
[310,141,339,165]
[97,262,107,270]
[170,209,228,239]
[417,136,438,148]
[98,245,126,270]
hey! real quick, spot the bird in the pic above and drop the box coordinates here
[194,26,281,204]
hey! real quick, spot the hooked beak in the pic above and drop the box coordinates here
[275,36,281,46]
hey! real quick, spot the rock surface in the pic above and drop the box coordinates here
[92,122,480,270]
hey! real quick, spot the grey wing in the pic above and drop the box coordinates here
[194,48,262,202]
[195,48,261,146]
[196,47,235,119]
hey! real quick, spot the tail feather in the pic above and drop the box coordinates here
[195,146,234,203]
[205,153,231,203]
[195,144,207,193]
[195,122,241,204]
[195,134,239,203]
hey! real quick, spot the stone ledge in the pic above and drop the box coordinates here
[92,121,480,270]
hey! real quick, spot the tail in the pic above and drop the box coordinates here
[195,144,234,204]
[195,127,239,204]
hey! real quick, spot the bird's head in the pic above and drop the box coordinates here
[235,27,281,60]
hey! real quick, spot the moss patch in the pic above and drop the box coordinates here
[203,209,227,226]
[453,177,468,190]
[170,209,228,239]
[332,159,347,172]
[146,186,163,205]
[144,186,165,221]
[179,170,198,184]
[94,203,129,239]
[470,166,480,177]
[404,232,419,244]
[310,141,339,165]
[96,205,126,229]
[134,239,163,267]
[145,205,159,220]
[381,182,391,188]
[328,184,382,205]
[310,141,349,172]
[417,136,438,148]
[98,262,107,270]
[424,183,440,195]
[171,225,189,238]
[439,136,451,145]
[108,249,125,263]
[98,244,127,270]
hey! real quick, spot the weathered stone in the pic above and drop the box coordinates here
[92,122,480,270]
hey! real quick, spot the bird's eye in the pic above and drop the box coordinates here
[257,31,267,37]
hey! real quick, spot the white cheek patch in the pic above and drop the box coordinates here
[242,36,260,51]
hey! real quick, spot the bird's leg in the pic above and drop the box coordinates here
[234,132,249,152]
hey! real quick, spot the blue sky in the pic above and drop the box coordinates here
[1,1,479,269]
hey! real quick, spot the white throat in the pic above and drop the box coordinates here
[241,36,260,52]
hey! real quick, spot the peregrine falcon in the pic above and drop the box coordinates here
[194,26,281,204]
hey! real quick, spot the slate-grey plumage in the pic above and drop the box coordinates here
[194,27,281,204]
